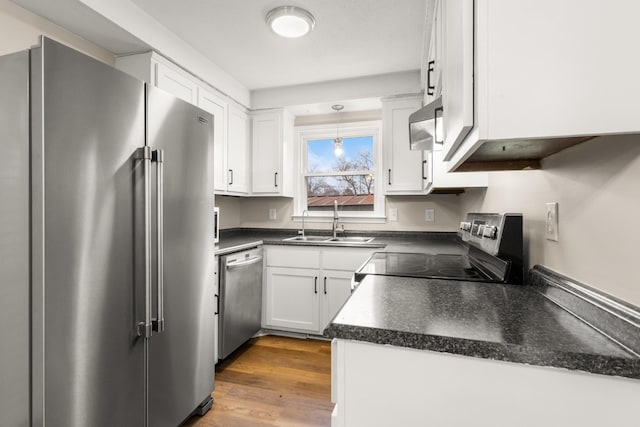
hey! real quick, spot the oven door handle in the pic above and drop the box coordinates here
[226,256,263,271]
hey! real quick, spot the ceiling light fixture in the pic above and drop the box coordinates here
[266,6,316,38]
[332,104,344,157]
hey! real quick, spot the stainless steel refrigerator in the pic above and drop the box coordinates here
[0,37,216,427]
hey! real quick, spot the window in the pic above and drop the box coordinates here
[296,121,384,219]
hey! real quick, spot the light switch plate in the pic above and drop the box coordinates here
[269,208,277,220]
[389,207,398,221]
[545,202,559,241]
[424,208,435,222]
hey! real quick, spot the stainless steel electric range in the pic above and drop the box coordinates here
[354,213,524,286]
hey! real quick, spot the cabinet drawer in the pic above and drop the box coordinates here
[322,248,374,272]
[266,246,321,269]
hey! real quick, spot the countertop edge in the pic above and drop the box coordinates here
[323,324,640,380]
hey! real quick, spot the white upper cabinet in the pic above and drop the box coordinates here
[383,96,430,195]
[428,149,487,192]
[423,0,443,106]
[437,0,640,171]
[383,95,485,194]
[251,109,295,196]
[197,89,228,193]
[441,0,473,163]
[155,62,198,105]
[116,51,251,195]
[227,105,251,194]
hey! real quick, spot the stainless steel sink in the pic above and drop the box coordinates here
[283,235,331,242]
[283,235,375,244]
[326,236,375,243]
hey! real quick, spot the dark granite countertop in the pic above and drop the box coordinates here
[323,274,640,380]
[214,227,466,255]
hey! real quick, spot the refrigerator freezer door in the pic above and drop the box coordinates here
[147,86,216,427]
[31,38,147,427]
[0,50,30,427]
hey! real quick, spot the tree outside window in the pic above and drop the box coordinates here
[304,136,375,212]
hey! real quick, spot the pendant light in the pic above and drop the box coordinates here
[332,104,344,157]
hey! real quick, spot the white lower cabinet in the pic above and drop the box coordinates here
[331,339,640,427]
[263,246,374,335]
[265,267,321,332]
[322,270,354,327]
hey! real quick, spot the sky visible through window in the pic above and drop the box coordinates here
[307,136,373,173]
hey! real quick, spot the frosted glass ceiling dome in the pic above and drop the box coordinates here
[266,6,316,38]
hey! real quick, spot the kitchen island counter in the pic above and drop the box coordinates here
[323,274,640,379]
[325,271,640,427]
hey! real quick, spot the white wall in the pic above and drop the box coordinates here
[78,0,250,107]
[0,0,114,63]
[460,134,640,306]
[217,194,463,232]
[251,71,422,110]
[219,134,640,307]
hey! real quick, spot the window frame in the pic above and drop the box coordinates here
[294,120,385,221]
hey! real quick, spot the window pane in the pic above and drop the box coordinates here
[306,175,374,212]
[307,136,374,173]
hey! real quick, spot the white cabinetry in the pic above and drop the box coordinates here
[265,267,321,331]
[198,89,227,193]
[427,149,488,192]
[263,246,374,334]
[441,0,473,162]
[383,95,487,194]
[331,339,640,427]
[438,0,640,171]
[423,0,443,106]
[251,109,295,196]
[116,52,251,195]
[155,62,198,104]
[383,96,429,195]
[226,105,250,194]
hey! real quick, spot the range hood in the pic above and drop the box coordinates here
[408,96,443,151]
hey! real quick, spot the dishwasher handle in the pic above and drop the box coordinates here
[225,256,263,271]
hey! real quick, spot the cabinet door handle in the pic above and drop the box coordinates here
[422,159,428,180]
[274,172,278,188]
[214,293,219,316]
[427,60,435,96]
[228,169,234,185]
[388,169,392,186]
[323,277,327,294]
[314,276,318,294]
[434,106,444,144]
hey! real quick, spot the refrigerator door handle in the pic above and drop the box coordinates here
[135,146,153,338]
[152,148,165,333]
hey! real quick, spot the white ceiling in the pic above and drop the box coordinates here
[11,0,426,92]
[129,0,426,90]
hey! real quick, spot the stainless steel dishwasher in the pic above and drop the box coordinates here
[218,246,263,359]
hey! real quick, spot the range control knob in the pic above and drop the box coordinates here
[459,221,472,231]
[482,225,498,239]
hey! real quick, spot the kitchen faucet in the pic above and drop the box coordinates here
[332,200,339,238]
[301,210,309,239]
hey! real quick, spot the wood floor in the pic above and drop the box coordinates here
[183,335,333,427]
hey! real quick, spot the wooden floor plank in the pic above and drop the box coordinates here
[183,335,333,427]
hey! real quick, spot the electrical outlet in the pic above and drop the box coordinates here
[424,208,435,222]
[545,202,559,241]
[389,207,398,221]
[269,208,277,220]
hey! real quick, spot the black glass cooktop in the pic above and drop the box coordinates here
[357,252,494,282]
